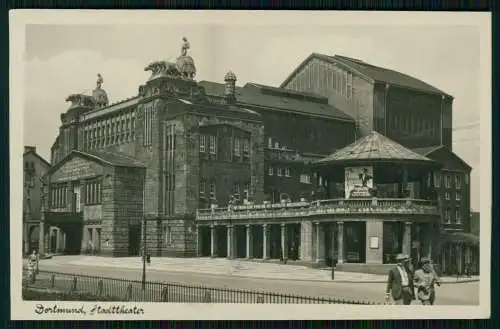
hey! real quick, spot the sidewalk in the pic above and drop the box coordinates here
[33,256,479,284]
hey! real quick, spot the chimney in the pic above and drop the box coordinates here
[224,70,237,104]
[24,146,36,154]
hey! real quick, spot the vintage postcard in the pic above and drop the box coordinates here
[10,10,491,320]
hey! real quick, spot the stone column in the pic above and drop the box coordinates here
[55,228,61,253]
[210,224,217,258]
[262,224,270,260]
[227,225,235,259]
[281,223,288,261]
[299,220,313,261]
[402,221,412,256]
[315,222,325,264]
[427,222,433,259]
[246,224,253,259]
[337,221,344,264]
[196,225,202,257]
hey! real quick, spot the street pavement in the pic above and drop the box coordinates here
[24,256,480,305]
[33,256,479,283]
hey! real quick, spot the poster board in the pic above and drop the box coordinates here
[344,166,374,199]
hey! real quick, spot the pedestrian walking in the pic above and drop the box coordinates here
[385,254,415,305]
[414,257,441,305]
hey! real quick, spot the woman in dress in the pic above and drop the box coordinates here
[413,257,441,305]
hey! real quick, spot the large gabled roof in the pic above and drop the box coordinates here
[316,131,439,166]
[280,53,451,97]
[412,145,472,170]
[199,81,354,122]
[45,150,146,177]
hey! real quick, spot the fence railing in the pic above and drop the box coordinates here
[196,198,439,221]
[22,268,380,304]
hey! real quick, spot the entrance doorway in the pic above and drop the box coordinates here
[343,221,366,263]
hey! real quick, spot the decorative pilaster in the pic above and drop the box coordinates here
[196,225,202,257]
[299,220,313,261]
[262,224,270,260]
[402,221,412,256]
[337,221,344,264]
[281,223,288,261]
[227,225,235,259]
[315,222,325,264]
[246,224,253,259]
[210,224,217,258]
[38,220,45,255]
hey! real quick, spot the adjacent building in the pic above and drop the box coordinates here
[23,146,51,255]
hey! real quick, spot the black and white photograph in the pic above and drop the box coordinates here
[10,10,491,320]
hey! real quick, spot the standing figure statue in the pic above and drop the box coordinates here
[181,37,190,56]
[97,73,104,89]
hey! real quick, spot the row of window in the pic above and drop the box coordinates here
[444,191,462,202]
[443,208,462,224]
[83,111,136,151]
[392,114,439,138]
[286,61,354,101]
[199,135,217,154]
[199,179,217,199]
[50,179,103,208]
[143,103,154,147]
[268,167,312,185]
[50,184,68,208]
[429,172,467,189]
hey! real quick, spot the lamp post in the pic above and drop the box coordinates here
[142,215,146,290]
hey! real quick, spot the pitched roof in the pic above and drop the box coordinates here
[280,53,450,97]
[412,145,472,170]
[45,150,146,177]
[317,131,438,165]
[199,81,354,122]
[23,149,51,168]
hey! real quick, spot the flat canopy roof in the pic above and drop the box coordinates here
[315,131,441,168]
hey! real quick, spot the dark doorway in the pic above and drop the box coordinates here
[200,226,211,257]
[269,224,281,259]
[252,226,263,259]
[128,224,141,256]
[28,225,39,253]
[46,212,84,255]
[286,224,300,261]
[235,226,246,258]
[343,221,366,263]
[216,226,227,257]
[50,231,57,254]
[383,222,404,264]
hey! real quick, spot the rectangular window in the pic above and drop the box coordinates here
[199,135,206,153]
[85,178,103,205]
[455,209,462,224]
[455,175,462,189]
[209,135,216,154]
[444,209,451,224]
[268,167,274,176]
[209,183,216,200]
[277,168,283,177]
[143,104,153,147]
[234,137,241,157]
[199,179,206,196]
[285,168,291,177]
[243,138,250,157]
[433,172,441,188]
[445,175,452,188]
[456,191,462,201]
[445,192,450,200]
[165,226,172,246]
[300,174,311,184]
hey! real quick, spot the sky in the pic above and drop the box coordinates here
[23,23,482,210]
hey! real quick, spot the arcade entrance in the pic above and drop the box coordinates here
[45,212,84,255]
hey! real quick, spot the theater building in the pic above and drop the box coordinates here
[39,41,475,274]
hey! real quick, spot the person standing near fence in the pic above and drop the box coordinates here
[27,249,39,282]
[385,254,415,305]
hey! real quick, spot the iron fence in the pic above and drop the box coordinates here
[22,268,380,304]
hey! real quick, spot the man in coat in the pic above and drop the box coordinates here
[386,253,415,305]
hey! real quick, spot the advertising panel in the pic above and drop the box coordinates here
[344,166,374,199]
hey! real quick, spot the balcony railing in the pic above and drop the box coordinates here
[196,198,439,221]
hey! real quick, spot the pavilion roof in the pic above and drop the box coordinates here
[316,131,438,166]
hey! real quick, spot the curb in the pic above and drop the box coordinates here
[41,261,479,284]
